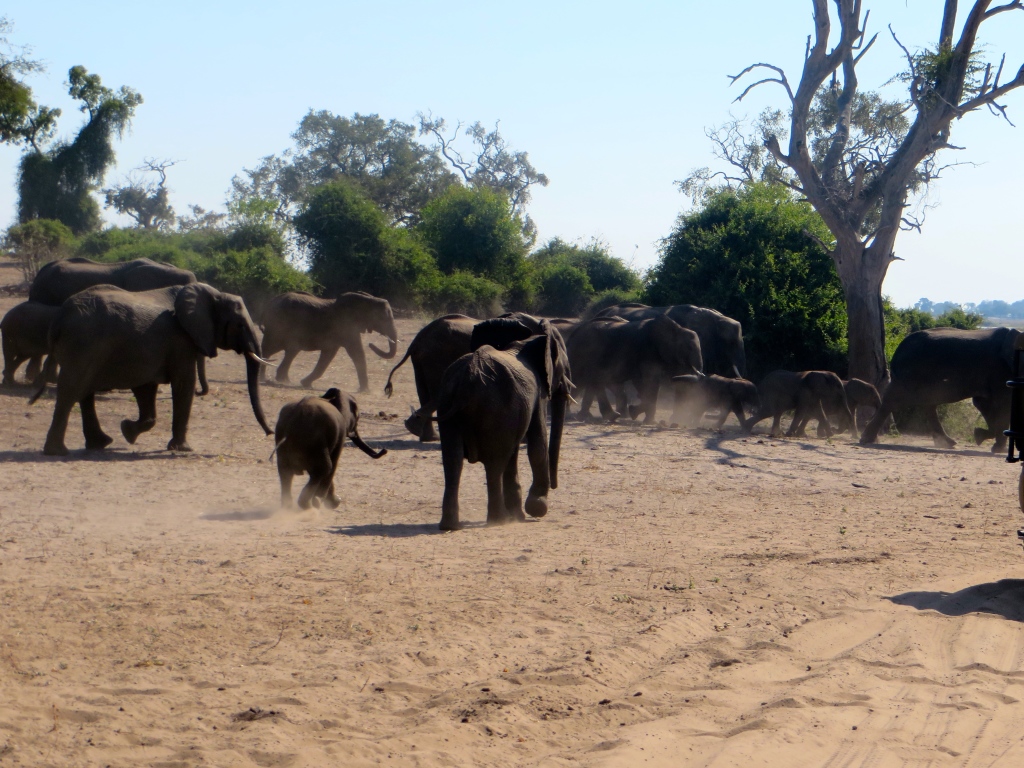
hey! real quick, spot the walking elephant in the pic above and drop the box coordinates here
[568,314,703,425]
[745,370,854,438]
[384,315,477,442]
[594,303,745,378]
[30,283,273,456]
[273,388,387,509]
[672,373,759,429]
[436,318,571,530]
[260,291,398,391]
[860,327,1020,451]
[28,257,209,395]
[1,301,59,385]
[817,378,881,437]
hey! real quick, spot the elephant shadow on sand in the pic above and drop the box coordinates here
[888,580,1024,623]
[325,521,486,538]
[0,448,215,464]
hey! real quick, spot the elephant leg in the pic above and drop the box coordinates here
[524,408,551,519]
[275,348,299,383]
[260,333,283,382]
[195,357,209,396]
[770,413,783,437]
[925,406,956,448]
[43,372,81,456]
[596,389,619,422]
[25,356,42,382]
[973,396,1007,452]
[714,407,731,430]
[299,449,333,510]
[502,452,525,521]
[167,369,197,452]
[615,388,629,419]
[413,366,438,441]
[81,394,114,450]
[439,423,464,531]
[300,345,340,390]
[121,382,158,445]
[485,459,511,526]
[342,342,369,393]
[324,442,343,508]
[576,388,595,421]
[278,465,295,508]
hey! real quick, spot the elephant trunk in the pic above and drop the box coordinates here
[368,335,398,360]
[244,354,273,435]
[368,311,399,360]
[350,430,388,459]
[548,393,567,490]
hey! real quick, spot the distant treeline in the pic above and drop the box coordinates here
[916,298,1024,319]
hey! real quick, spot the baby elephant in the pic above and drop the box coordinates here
[274,388,387,509]
[672,374,760,429]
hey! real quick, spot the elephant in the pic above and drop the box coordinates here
[30,283,273,456]
[594,303,746,378]
[28,257,209,395]
[384,312,562,442]
[860,327,1020,451]
[1,301,59,385]
[567,314,703,425]
[273,388,387,509]
[260,291,398,391]
[744,370,854,438]
[436,318,571,531]
[384,314,477,442]
[817,378,881,438]
[672,373,759,429]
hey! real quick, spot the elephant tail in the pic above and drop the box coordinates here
[28,355,58,405]
[268,436,286,460]
[383,347,414,398]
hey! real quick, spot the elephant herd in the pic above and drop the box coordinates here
[2,258,1021,529]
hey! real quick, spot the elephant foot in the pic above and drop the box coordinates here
[627,404,641,420]
[419,433,439,443]
[85,432,114,451]
[933,435,957,449]
[275,375,292,385]
[196,386,209,396]
[121,419,141,445]
[439,517,462,531]
[525,495,549,518]
[510,507,526,522]
[280,495,294,509]
[324,494,340,509]
[166,438,193,452]
[974,427,991,446]
[357,385,370,394]
[42,441,69,457]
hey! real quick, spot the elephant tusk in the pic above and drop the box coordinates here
[566,393,579,406]
[246,351,277,367]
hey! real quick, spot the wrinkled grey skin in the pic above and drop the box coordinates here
[673,373,759,429]
[261,291,398,391]
[274,388,387,510]
[594,303,745,378]
[384,314,477,442]
[1,301,58,385]
[436,319,571,531]
[860,327,1020,451]
[568,314,703,425]
[818,378,881,438]
[31,283,272,456]
[28,257,209,396]
[745,370,854,438]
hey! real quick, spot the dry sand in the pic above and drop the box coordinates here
[3,263,1024,766]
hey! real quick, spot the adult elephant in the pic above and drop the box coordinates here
[860,327,1020,451]
[260,291,398,391]
[745,370,854,438]
[436,318,571,530]
[30,283,273,456]
[568,314,703,425]
[595,303,745,378]
[28,257,210,395]
[1,301,59,385]
[384,312,561,442]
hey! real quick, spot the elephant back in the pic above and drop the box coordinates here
[30,257,197,306]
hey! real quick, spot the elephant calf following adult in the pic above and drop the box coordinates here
[745,370,854,438]
[1,301,59,385]
[273,388,387,510]
[860,327,1020,451]
[673,374,759,429]
[31,283,273,456]
[261,291,398,391]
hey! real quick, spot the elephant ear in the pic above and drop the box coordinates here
[321,388,344,412]
[174,284,220,358]
[517,334,554,400]
[471,317,535,352]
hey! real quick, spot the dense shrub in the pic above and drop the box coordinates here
[421,271,504,318]
[5,219,77,281]
[529,238,640,317]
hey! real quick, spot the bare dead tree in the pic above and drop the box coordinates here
[731,0,1024,387]
[103,158,177,230]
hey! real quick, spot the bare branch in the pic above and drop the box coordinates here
[729,63,795,102]
[984,1,1024,19]
[802,227,836,255]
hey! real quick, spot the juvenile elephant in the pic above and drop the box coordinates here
[594,303,745,378]
[860,327,1020,450]
[745,370,854,438]
[260,291,398,391]
[383,314,477,442]
[817,379,881,437]
[436,319,571,530]
[31,283,273,456]
[273,388,387,509]
[568,314,703,424]
[1,301,59,385]
[28,257,209,396]
[672,374,759,429]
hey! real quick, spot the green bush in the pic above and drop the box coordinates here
[5,219,78,281]
[182,247,313,318]
[537,263,593,316]
[581,288,645,319]
[421,271,504,318]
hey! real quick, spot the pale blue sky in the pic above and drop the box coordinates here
[1,1,1021,306]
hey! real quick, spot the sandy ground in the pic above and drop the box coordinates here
[3,262,1024,766]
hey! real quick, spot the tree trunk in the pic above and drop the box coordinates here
[834,238,893,389]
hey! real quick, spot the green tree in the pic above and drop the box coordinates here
[293,179,437,305]
[4,218,76,281]
[695,1,1024,388]
[18,66,142,234]
[103,159,176,230]
[646,182,847,377]
[529,237,640,316]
